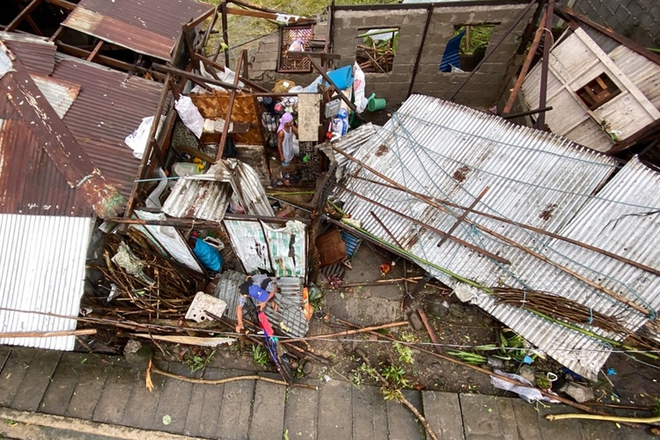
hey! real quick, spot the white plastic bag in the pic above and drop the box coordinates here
[124,116,165,159]
[490,369,559,404]
[353,62,368,114]
[175,96,204,139]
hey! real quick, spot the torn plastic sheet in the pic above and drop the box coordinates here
[276,13,301,24]
[490,369,559,404]
[175,96,204,138]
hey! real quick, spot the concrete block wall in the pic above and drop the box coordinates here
[332,8,429,105]
[571,0,660,48]
[412,3,533,108]
[332,3,533,109]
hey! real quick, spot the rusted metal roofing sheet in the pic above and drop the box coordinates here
[31,74,80,119]
[51,54,165,199]
[0,32,56,75]
[0,116,92,216]
[62,0,211,61]
[224,219,307,278]
[333,94,647,380]
[163,159,274,222]
[0,44,119,218]
[0,214,95,350]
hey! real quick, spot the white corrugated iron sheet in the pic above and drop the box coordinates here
[224,219,307,278]
[163,159,273,221]
[0,214,94,350]
[332,94,660,380]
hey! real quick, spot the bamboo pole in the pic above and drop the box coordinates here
[546,413,660,423]
[283,321,409,343]
[0,329,96,338]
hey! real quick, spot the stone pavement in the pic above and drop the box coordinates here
[0,345,654,440]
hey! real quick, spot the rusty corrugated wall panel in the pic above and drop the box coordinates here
[61,0,211,61]
[51,54,166,199]
[191,91,264,144]
[334,95,633,380]
[0,32,56,75]
[0,118,91,216]
[0,214,95,350]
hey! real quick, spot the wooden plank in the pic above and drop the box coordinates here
[298,93,322,142]
[6,0,42,32]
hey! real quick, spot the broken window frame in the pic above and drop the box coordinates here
[439,23,496,73]
[575,72,622,110]
[277,24,315,73]
[355,27,399,74]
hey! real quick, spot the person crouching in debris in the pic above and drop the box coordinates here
[277,112,298,167]
[235,275,278,333]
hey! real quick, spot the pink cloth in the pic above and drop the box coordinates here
[277,112,294,133]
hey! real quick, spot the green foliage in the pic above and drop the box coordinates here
[453,25,494,55]
[381,364,410,389]
[251,344,269,367]
[447,350,487,365]
[394,342,414,365]
[184,348,216,373]
[653,398,660,417]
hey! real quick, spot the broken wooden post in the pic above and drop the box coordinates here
[416,308,443,354]
[124,73,172,220]
[502,10,548,114]
[536,0,555,129]
[308,56,357,113]
[447,0,537,101]
[216,50,245,161]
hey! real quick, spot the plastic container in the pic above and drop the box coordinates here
[172,162,200,177]
[367,93,386,112]
[325,65,353,90]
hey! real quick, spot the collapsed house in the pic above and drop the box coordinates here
[1,0,659,383]
[521,6,660,154]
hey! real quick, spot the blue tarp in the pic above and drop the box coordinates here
[439,30,465,72]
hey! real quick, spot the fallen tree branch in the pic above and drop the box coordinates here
[357,350,439,440]
[149,363,318,390]
[283,321,409,343]
[546,413,660,424]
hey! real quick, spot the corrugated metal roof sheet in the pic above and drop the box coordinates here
[214,270,308,337]
[0,32,56,75]
[31,74,80,119]
[52,54,166,199]
[224,219,307,278]
[332,94,659,380]
[61,0,211,60]
[0,214,95,350]
[163,159,274,221]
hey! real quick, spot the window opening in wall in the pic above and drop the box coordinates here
[278,25,314,73]
[355,28,398,73]
[439,25,494,72]
[576,73,621,110]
